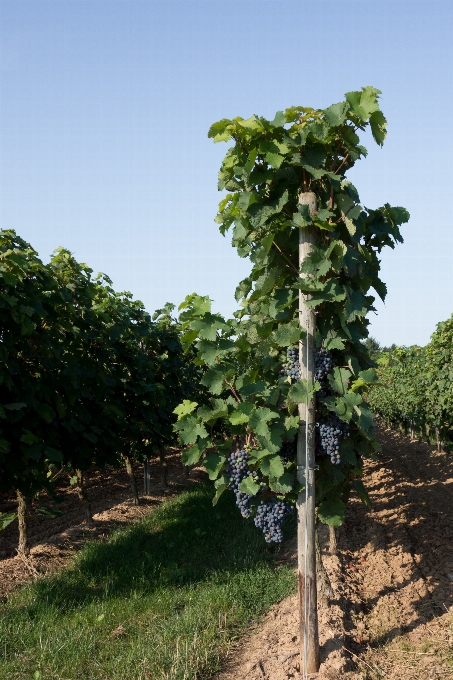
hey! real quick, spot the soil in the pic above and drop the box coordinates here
[0,452,206,600]
[1,428,453,679]
[214,427,453,680]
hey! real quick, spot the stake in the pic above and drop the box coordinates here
[144,458,151,495]
[297,191,320,675]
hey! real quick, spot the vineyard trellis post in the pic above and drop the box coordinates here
[297,190,320,675]
[144,458,151,495]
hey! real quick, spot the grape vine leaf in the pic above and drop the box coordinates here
[317,499,346,526]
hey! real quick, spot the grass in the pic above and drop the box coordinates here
[0,484,296,680]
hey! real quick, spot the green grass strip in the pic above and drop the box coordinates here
[0,484,296,679]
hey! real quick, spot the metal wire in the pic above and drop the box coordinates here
[302,308,311,679]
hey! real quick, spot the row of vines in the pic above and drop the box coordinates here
[0,230,200,553]
[368,316,453,451]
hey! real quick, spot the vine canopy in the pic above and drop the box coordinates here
[174,87,409,526]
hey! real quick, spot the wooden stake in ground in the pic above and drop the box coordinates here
[143,458,151,495]
[297,191,320,675]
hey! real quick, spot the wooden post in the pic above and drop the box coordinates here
[297,191,320,675]
[144,458,151,495]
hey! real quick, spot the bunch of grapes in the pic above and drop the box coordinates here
[316,416,349,465]
[254,499,294,543]
[279,438,297,464]
[279,346,301,380]
[314,347,334,397]
[226,449,258,518]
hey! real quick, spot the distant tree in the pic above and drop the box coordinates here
[363,336,382,361]
[381,343,397,354]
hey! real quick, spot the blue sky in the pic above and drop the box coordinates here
[0,0,452,347]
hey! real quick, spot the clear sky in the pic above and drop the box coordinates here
[1,0,452,347]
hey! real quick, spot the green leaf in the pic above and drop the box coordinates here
[204,453,224,481]
[46,447,63,463]
[269,471,294,493]
[328,367,351,395]
[174,415,208,445]
[271,111,286,127]
[356,405,374,432]
[260,454,284,479]
[200,368,226,395]
[358,368,378,383]
[323,101,348,127]
[239,476,260,496]
[190,314,228,341]
[20,431,40,445]
[323,331,345,351]
[0,512,16,530]
[239,381,267,398]
[208,119,233,142]
[345,86,381,122]
[244,148,258,174]
[249,408,278,437]
[343,216,356,236]
[318,499,345,526]
[212,475,229,505]
[248,190,289,228]
[237,115,261,130]
[345,290,368,322]
[248,448,274,462]
[351,480,371,506]
[229,403,254,425]
[36,403,56,423]
[339,438,357,465]
[198,400,228,424]
[265,152,285,168]
[36,505,63,519]
[288,379,317,403]
[4,402,27,410]
[182,442,206,465]
[270,324,301,347]
[173,400,198,418]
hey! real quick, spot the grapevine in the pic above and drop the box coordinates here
[174,87,409,534]
[368,315,453,451]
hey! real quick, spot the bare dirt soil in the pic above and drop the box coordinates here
[0,453,206,600]
[214,427,453,679]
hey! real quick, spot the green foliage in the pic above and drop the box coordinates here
[0,230,198,504]
[368,314,453,448]
[0,512,17,530]
[176,87,408,526]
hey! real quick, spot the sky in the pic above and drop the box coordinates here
[0,0,452,348]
